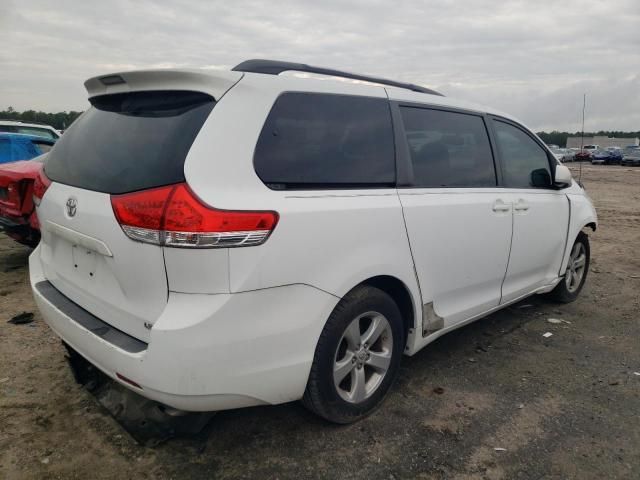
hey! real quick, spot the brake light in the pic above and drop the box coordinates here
[111,183,279,248]
[32,168,51,207]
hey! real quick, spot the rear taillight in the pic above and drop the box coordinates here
[111,183,279,248]
[32,168,51,207]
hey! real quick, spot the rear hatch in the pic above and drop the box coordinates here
[36,76,236,342]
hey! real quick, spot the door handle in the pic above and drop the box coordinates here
[492,199,511,213]
[514,199,529,212]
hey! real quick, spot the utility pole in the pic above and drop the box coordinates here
[579,93,586,185]
[581,93,586,151]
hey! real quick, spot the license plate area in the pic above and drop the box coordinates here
[72,245,98,279]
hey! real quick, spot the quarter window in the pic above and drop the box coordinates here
[254,92,395,189]
[492,120,552,188]
[399,107,496,187]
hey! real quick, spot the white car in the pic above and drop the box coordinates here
[29,60,597,423]
[0,120,60,140]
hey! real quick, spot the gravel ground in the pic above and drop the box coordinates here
[1,164,639,479]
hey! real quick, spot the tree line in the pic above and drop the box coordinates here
[1,107,83,131]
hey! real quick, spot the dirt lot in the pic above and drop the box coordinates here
[1,165,639,479]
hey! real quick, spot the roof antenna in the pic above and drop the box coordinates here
[579,93,586,187]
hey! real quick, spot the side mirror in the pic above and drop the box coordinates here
[554,164,572,188]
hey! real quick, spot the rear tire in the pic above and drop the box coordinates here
[303,285,404,424]
[548,232,590,303]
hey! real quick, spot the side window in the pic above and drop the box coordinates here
[254,92,395,189]
[399,107,496,187]
[492,120,552,188]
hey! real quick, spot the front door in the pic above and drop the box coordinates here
[490,119,570,303]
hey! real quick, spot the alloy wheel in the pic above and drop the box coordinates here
[333,311,393,403]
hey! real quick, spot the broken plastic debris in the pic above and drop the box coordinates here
[547,318,571,325]
[542,332,553,338]
[494,447,507,452]
[633,372,640,376]
[8,312,34,325]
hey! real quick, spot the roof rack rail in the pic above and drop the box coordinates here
[232,59,444,97]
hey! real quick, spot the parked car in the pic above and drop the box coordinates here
[0,132,55,165]
[583,144,599,153]
[0,120,60,140]
[551,148,573,163]
[575,150,591,162]
[561,148,575,162]
[29,60,597,423]
[621,148,640,166]
[605,147,623,164]
[591,149,615,165]
[551,148,565,162]
[0,156,45,246]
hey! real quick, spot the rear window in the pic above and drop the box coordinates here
[254,92,395,189]
[44,90,215,194]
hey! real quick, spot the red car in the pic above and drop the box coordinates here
[0,158,45,247]
[574,150,591,162]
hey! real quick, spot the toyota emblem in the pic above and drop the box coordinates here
[66,197,77,217]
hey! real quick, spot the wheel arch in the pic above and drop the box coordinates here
[561,193,597,276]
[347,275,417,346]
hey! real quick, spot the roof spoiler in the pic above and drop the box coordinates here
[84,69,243,101]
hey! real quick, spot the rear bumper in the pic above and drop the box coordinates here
[30,246,339,411]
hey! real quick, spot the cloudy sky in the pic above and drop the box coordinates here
[1,0,639,131]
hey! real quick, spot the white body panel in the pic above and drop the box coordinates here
[31,250,338,410]
[500,190,570,303]
[37,183,167,342]
[30,67,598,412]
[398,189,512,325]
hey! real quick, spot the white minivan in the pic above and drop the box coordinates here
[30,60,597,423]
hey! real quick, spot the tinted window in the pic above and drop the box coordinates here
[493,120,552,188]
[44,91,215,194]
[400,107,496,187]
[254,92,395,189]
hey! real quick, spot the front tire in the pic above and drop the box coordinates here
[303,286,404,424]
[548,232,590,303]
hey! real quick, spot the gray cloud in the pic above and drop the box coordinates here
[1,0,639,130]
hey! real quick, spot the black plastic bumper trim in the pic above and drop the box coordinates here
[35,281,148,354]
